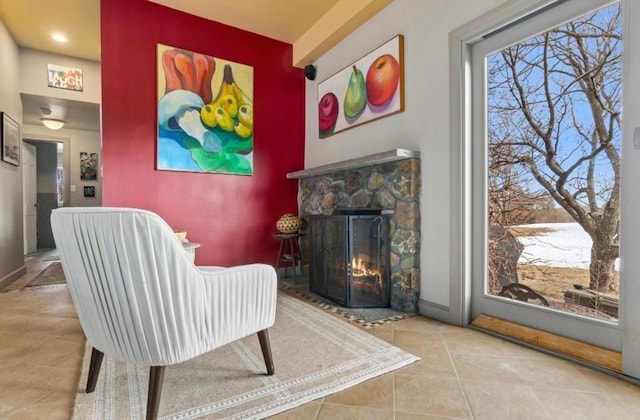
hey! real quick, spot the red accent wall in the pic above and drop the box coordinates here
[100,0,304,266]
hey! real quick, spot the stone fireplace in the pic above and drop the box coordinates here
[288,149,420,313]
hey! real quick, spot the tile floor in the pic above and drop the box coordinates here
[1,249,639,419]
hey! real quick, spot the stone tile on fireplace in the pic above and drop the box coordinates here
[296,155,421,313]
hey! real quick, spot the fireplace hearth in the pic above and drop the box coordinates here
[309,210,390,308]
[288,149,421,313]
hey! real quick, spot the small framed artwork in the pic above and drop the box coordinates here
[318,35,404,138]
[47,64,84,92]
[80,152,98,180]
[83,186,96,198]
[1,112,20,166]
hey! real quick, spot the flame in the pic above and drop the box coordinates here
[350,257,383,295]
[351,257,379,277]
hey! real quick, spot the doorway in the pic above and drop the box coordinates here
[23,138,69,252]
[451,0,640,379]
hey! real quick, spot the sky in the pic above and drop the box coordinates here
[486,2,622,208]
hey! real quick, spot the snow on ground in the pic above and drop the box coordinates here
[515,222,620,270]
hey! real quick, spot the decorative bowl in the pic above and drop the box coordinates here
[276,214,302,234]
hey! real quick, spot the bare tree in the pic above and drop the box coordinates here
[487,3,621,291]
[488,119,551,226]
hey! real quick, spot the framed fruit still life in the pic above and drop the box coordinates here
[317,35,404,139]
[157,44,254,175]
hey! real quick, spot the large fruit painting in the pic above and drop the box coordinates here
[317,35,404,139]
[157,44,254,175]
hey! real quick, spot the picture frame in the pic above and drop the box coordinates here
[157,44,254,175]
[47,64,84,92]
[80,152,98,180]
[83,186,96,198]
[1,112,20,166]
[318,35,404,139]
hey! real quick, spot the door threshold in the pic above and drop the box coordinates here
[471,314,622,373]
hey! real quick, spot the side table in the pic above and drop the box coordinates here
[182,242,201,263]
[272,232,305,283]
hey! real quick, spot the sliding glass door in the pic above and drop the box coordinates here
[468,0,640,378]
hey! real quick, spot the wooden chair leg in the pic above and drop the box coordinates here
[257,329,275,375]
[86,347,104,393]
[146,366,165,420]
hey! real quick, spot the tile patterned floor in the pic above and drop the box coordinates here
[1,249,639,419]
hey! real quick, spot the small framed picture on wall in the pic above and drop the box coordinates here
[83,186,96,198]
[1,112,20,166]
[80,152,98,180]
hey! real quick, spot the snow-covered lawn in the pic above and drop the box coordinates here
[515,222,620,270]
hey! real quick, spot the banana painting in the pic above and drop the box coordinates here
[200,65,253,138]
[157,45,254,175]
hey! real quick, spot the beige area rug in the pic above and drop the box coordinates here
[26,261,66,287]
[73,293,419,419]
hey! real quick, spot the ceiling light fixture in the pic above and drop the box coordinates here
[51,33,68,43]
[41,118,65,130]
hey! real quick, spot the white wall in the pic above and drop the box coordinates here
[19,48,101,104]
[305,0,506,321]
[0,17,25,287]
[0,19,102,288]
[18,49,102,208]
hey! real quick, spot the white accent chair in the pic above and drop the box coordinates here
[50,207,277,420]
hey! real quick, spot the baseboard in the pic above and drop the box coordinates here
[0,265,27,291]
[472,314,622,373]
[418,298,464,326]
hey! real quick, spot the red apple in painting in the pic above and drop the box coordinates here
[318,92,339,133]
[366,54,400,107]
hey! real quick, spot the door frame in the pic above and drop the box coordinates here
[22,142,37,254]
[22,133,71,207]
[22,133,71,251]
[449,0,640,379]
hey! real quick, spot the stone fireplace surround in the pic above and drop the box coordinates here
[288,149,420,313]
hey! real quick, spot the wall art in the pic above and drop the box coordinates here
[48,64,83,92]
[1,112,20,166]
[157,44,254,175]
[318,35,404,139]
[83,186,96,198]
[80,152,98,180]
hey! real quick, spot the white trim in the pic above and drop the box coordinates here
[620,0,640,379]
[22,132,72,208]
[448,0,564,327]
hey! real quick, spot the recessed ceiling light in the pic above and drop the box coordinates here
[51,33,68,43]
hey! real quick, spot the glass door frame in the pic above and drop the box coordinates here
[449,0,640,379]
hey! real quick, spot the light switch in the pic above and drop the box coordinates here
[71,185,76,192]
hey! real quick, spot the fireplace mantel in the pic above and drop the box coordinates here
[287,149,420,179]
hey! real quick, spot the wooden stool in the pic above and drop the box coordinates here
[272,232,305,284]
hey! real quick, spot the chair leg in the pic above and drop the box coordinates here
[275,238,285,273]
[257,329,275,375]
[86,347,104,393]
[288,238,297,284]
[146,366,166,420]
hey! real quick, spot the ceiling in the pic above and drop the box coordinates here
[0,0,388,132]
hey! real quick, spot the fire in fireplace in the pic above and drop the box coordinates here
[308,209,390,308]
